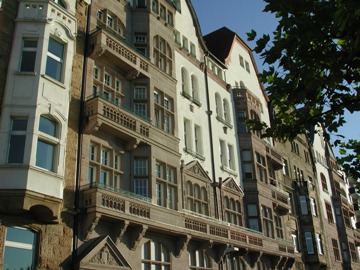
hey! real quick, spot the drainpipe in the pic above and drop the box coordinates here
[203,53,219,220]
[71,1,91,267]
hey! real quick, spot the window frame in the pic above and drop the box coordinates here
[45,37,65,82]
[20,38,38,72]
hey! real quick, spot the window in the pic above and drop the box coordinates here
[310,197,317,216]
[191,75,200,104]
[282,159,289,176]
[226,255,245,270]
[88,142,123,188]
[45,38,64,81]
[332,238,341,261]
[142,240,170,269]
[274,214,283,239]
[305,232,314,254]
[227,144,235,170]
[349,242,359,263]
[320,173,328,191]
[134,85,147,118]
[315,233,324,255]
[185,182,208,215]
[262,206,274,238]
[215,93,223,118]
[184,118,191,150]
[154,36,172,74]
[223,99,231,123]
[219,140,226,166]
[3,227,37,270]
[134,158,148,196]
[342,242,350,262]
[239,55,244,67]
[245,61,250,73]
[20,39,37,72]
[181,67,190,96]
[189,249,211,270]
[292,232,299,253]
[248,204,259,231]
[194,125,202,155]
[300,196,308,215]
[155,160,177,209]
[36,116,58,171]
[134,34,147,55]
[136,0,147,8]
[325,202,334,224]
[53,0,66,8]
[104,72,111,87]
[8,118,27,163]
[335,208,344,227]
[96,9,103,20]
[134,85,147,99]
[152,0,158,13]
[106,14,113,28]
[224,197,242,226]
[256,153,267,183]
[153,89,174,134]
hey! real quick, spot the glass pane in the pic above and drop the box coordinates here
[12,119,27,131]
[46,56,62,81]
[48,38,64,59]
[20,51,36,72]
[8,135,25,163]
[24,40,37,48]
[6,227,35,245]
[36,140,54,171]
[3,246,34,270]
[39,116,56,137]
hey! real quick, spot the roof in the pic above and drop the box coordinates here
[203,27,236,64]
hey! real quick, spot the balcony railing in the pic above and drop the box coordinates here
[85,94,150,138]
[89,29,149,73]
[81,183,295,257]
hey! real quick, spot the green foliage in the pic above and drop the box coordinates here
[249,0,360,178]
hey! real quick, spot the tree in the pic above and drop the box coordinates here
[247,0,360,179]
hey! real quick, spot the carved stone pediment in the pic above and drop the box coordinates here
[77,236,131,269]
[222,177,244,195]
[182,160,212,182]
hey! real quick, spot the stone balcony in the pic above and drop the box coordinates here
[88,29,149,79]
[80,182,295,259]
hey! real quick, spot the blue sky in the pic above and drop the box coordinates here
[192,0,360,157]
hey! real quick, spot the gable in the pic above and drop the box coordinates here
[222,177,244,194]
[182,160,212,183]
[77,236,131,270]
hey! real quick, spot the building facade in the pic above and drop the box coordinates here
[0,0,359,269]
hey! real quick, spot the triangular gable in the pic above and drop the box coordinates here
[182,160,212,183]
[77,236,131,270]
[222,177,244,195]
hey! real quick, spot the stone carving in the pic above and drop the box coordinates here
[89,246,118,266]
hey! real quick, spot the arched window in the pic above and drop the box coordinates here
[189,249,211,270]
[224,197,242,226]
[191,75,200,103]
[142,240,170,269]
[154,36,172,75]
[181,67,190,96]
[36,115,59,172]
[223,98,231,123]
[215,93,222,118]
[320,173,328,191]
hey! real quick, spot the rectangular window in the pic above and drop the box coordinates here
[316,233,324,255]
[107,14,113,28]
[93,66,99,80]
[292,233,299,253]
[194,125,202,154]
[88,166,95,183]
[134,158,148,175]
[219,140,226,166]
[100,170,108,185]
[325,202,334,224]
[134,103,147,117]
[36,140,55,171]
[300,196,308,215]
[134,178,148,196]
[101,148,110,166]
[45,38,64,81]
[227,144,235,170]
[184,118,191,150]
[310,197,317,216]
[239,55,244,67]
[20,39,37,72]
[256,153,267,183]
[104,73,111,87]
[245,61,250,73]
[136,0,147,8]
[332,239,341,261]
[248,204,259,231]
[262,206,274,238]
[305,232,314,254]
[97,10,103,21]
[8,118,27,164]
[349,242,359,263]
[134,86,147,99]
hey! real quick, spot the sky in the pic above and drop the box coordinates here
[191,0,360,157]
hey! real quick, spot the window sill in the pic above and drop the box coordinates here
[14,71,37,76]
[183,147,205,161]
[220,165,238,177]
[42,74,66,89]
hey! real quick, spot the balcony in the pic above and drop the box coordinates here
[80,182,295,258]
[84,94,150,150]
[266,145,283,169]
[88,29,149,79]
